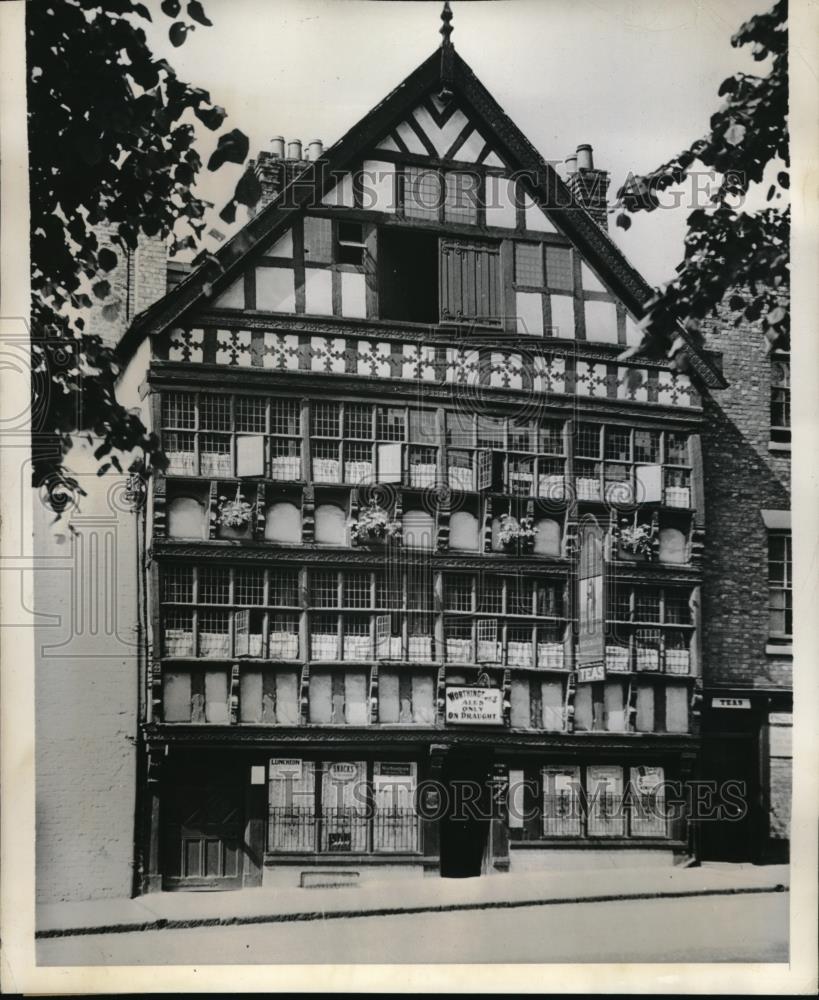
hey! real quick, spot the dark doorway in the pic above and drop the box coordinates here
[378,228,439,323]
[699,733,759,862]
[439,754,492,878]
[162,758,246,890]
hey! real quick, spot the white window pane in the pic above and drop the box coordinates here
[516,291,544,335]
[257,267,296,311]
[584,300,619,344]
[341,271,367,318]
[549,294,575,338]
[304,268,333,316]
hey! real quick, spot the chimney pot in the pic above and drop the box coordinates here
[307,140,324,161]
[565,154,578,176]
[286,139,303,161]
[270,136,285,158]
[576,144,593,171]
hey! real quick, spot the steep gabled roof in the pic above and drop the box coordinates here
[116,42,725,389]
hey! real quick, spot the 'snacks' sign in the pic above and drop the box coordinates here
[445,686,503,725]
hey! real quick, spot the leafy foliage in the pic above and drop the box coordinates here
[614,0,788,363]
[27,0,249,494]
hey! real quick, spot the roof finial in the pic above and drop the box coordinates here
[439,1,454,100]
[440,1,454,48]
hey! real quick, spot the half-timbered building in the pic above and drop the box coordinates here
[106,8,730,892]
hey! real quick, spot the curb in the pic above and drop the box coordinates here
[36,882,787,940]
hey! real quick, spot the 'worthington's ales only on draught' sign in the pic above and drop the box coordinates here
[445,686,503,725]
[577,515,606,679]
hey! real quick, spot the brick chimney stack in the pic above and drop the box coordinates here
[248,136,323,217]
[565,144,610,230]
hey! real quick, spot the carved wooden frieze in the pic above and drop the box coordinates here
[165,325,701,410]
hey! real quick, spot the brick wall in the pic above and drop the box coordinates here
[701,309,791,691]
[34,455,143,902]
[86,225,167,348]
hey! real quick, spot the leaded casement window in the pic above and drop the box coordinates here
[513,765,672,841]
[770,353,791,446]
[444,412,565,496]
[573,422,692,507]
[268,761,421,855]
[306,570,401,662]
[311,402,414,486]
[605,585,694,674]
[514,243,573,292]
[160,565,300,661]
[162,391,301,480]
[402,165,480,225]
[768,531,792,639]
[442,573,566,668]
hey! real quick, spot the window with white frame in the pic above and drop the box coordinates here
[605,585,694,674]
[573,422,691,507]
[768,531,792,640]
[162,391,301,480]
[770,353,790,446]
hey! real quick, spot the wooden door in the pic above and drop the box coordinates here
[163,769,245,890]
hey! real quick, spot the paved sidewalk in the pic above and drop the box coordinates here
[36,862,788,939]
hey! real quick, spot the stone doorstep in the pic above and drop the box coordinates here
[36,864,789,937]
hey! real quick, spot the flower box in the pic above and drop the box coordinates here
[164,629,193,657]
[344,460,373,484]
[446,638,472,663]
[497,514,538,551]
[606,645,630,672]
[409,463,437,488]
[665,487,691,509]
[537,643,565,669]
[311,633,339,660]
[217,522,252,540]
[538,475,565,500]
[349,500,401,546]
[312,458,340,483]
[167,451,196,476]
[199,632,230,658]
[665,649,691,674]
[201,453,232,478]
[507,641,533,667]
[448,466,474,492]
[271,456,301,481]
[270,632,299,659]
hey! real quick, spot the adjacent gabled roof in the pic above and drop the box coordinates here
[116,42,726,389]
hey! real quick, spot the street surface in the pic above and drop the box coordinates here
[38,889,788,966]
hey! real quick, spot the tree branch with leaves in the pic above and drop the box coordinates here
[28,0,251,494]
[614,0,788,366]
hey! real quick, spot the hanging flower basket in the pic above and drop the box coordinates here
[348,500,401,545]
[216,485,254,529]
[498,513,538,551]
[617,518,656,560]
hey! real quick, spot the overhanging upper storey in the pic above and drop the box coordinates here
[117,35,725,402]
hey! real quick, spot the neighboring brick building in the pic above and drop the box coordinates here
[699,311,791,862]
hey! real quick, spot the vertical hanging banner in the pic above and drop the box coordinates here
[577,514,606,681]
